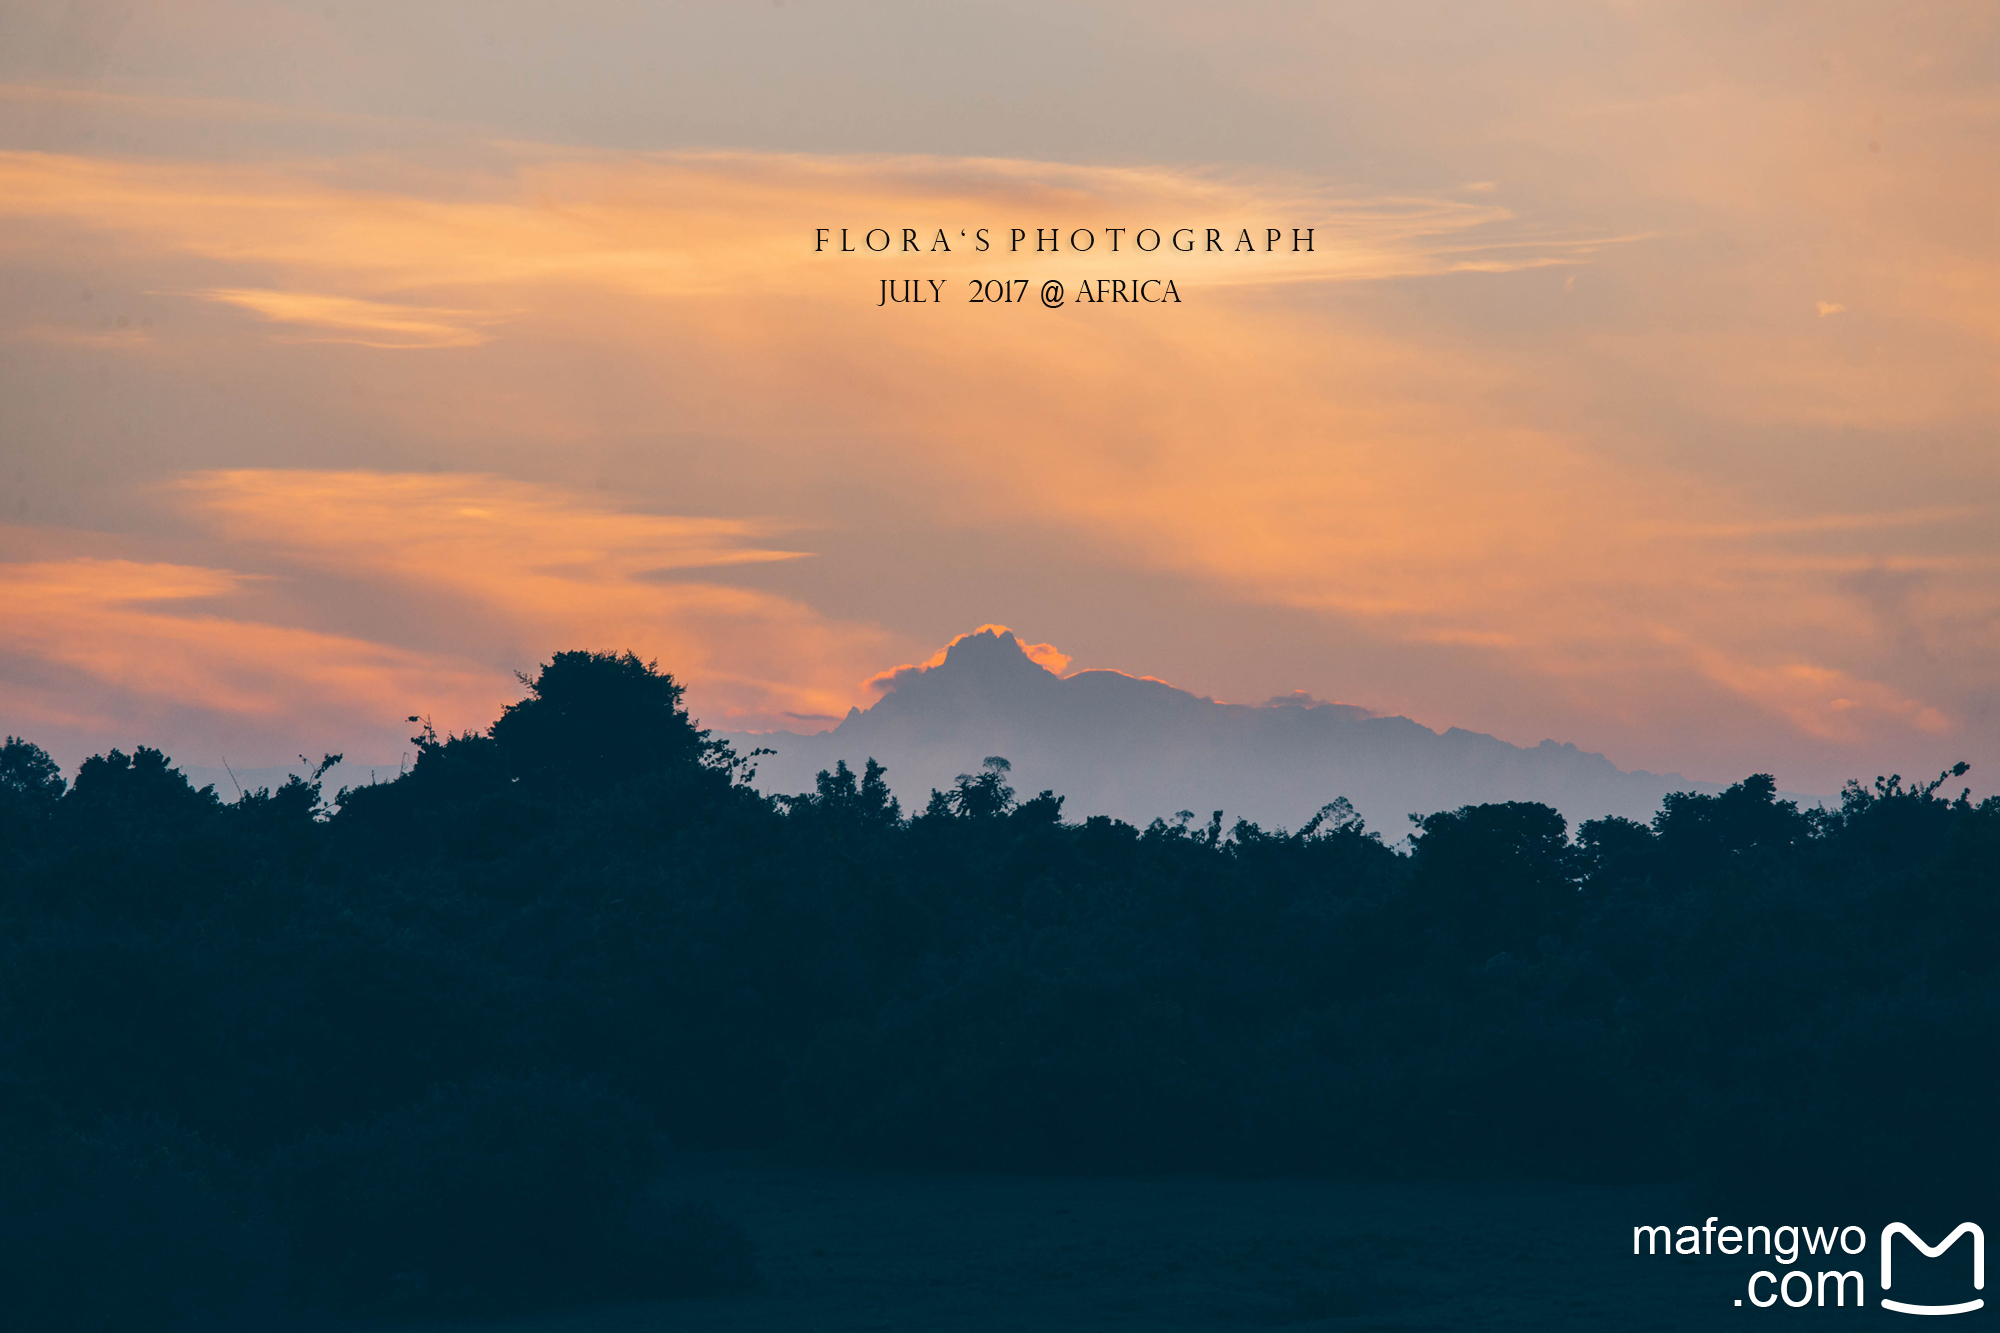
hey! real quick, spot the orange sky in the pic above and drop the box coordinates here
[0,2,1994,798]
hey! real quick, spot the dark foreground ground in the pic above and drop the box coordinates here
[378,1153,1840,1332]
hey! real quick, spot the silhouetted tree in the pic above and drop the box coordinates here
[1,735,65,806]
[62,747,219,824]
[1407,801,1579,959]
[1574,814,1655,893]
[927,755,1015,820]
[1649,772,1809,883]
[230,754,342,831]
[777,758,902,830]
[0,735,66,842]
[488,650,723,789]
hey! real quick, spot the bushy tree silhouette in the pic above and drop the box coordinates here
[1649,772,1810,877]
[1407,801,1580,959]
[0,736,66,838]
[1573,813,1655,892]
[489,650,720,789]
[62,746,220,828]
[1,735,66,806]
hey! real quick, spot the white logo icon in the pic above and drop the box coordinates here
[1881,1223,1984,1316]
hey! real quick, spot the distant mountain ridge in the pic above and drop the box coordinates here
[721,627,1724,834]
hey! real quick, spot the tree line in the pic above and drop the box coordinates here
[1,650,1993,1328]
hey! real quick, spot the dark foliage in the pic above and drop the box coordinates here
[1,652,1992,1320]
[0,1114,287,1333]
[488,648,727,790]
[281,1074,752,1314]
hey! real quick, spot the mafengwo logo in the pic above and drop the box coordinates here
[1633,1219,1984,1314]
[1882,1224,1985,1317]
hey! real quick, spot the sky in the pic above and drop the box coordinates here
[0,0,1994,799]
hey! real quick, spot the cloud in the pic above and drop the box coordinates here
[190,289,507,348]
[172,468,812,589]
[0,473,909,764]
[164,470,899,728]
[1680,645,1952,741]
[1017,637,1072,675]
[0,556,506,738]
[0,146,1620,313]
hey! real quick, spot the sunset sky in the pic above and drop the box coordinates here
[1,1,1994,799]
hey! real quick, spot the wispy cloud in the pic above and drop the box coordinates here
[0,146,1624,318]
[188,289,508,348]
[0,473,904,762]
[167,470,894,729]
[0,556,504,732]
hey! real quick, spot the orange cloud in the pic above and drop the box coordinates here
[0,146,1615,313]
[190,289,508,348]
[0,556,505,733]
[1680,649,1952,742]
[0,473,914,762]
[169,470,899,729]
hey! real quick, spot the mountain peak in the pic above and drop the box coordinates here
[728,623,1719,831]
[865,625,1072,699]
[943,626,1045,672]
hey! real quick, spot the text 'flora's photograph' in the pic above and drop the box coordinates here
[0,4,1995,1331]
